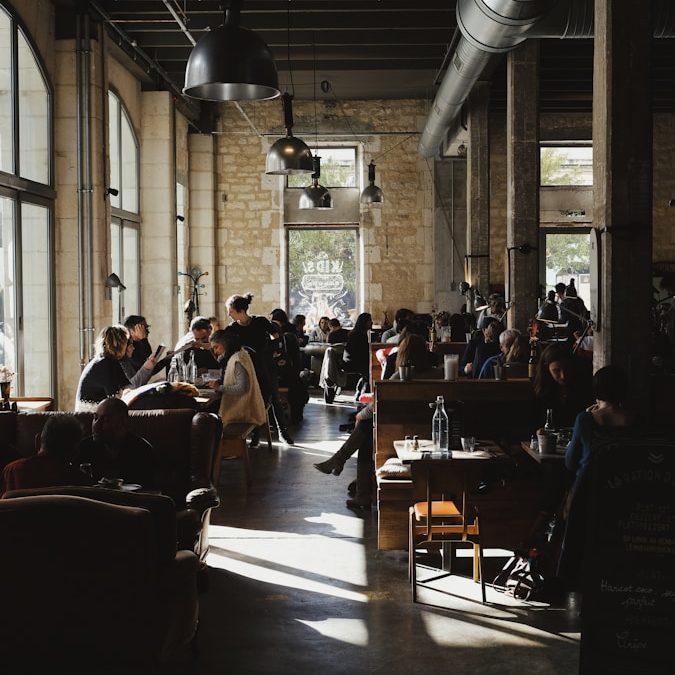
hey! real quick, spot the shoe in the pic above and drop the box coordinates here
[278,429,294,445]
[347,480,357,497]
[314,459,338,475]
[248,430,260,448]
[346,497,371,511]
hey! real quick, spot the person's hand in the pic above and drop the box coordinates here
[142,355,156,371]
[207,380,220,390]
[464,363,473,374]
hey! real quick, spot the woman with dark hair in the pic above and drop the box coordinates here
[208,328,266,429]
[533,343,593,428]
[343,312,373,395]
[225,293,293,445]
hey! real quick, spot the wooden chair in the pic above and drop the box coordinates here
[213,422,257,487]
[408,458,486,603]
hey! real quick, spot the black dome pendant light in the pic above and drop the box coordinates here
[183,0,280,102]
[360,160,384,204]
[299,41,332,210]
[265,4,313,175]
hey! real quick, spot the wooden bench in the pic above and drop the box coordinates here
[373,378,544,550]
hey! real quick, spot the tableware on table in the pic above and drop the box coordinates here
[493,364,506,380]
[97,477,124,489]
[398,365,415,381]
[536,432,557,454]
[444,354,459,381]
[121,484,142,492]
[461,436,476,453]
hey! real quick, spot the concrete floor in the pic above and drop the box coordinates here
[183,392,580,675]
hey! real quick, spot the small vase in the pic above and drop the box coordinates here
[1,380,11,404]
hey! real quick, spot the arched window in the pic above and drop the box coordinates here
[0,4,54,397]
[108,90,140,323]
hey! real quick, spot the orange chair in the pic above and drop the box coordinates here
[408,459,486,603]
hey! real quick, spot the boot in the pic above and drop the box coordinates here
[347,480,357,497]
[346,461,374,511]
[313,428,361,476]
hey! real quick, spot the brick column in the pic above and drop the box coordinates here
[506,41,540,331]
[592,0,652,398]
[466,81,490,296]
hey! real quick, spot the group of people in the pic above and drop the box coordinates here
[537,279,592,355]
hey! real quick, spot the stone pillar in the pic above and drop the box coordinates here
[592,0,652,397]
[466,81,490,296]
[140,91,177,347]
[506,40,540,331]
[188,134,217,320]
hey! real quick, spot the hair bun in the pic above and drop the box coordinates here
[245,293,254,302]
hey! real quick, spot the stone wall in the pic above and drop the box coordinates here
[214,98,433,324]
[653,113,675,262]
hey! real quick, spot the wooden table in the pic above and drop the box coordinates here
[520,440,566,464]
[9,397,54,412]
[394,438,505,463]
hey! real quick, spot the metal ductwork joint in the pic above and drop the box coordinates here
[418,0,557,158]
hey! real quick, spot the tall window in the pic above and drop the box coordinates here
[287,147,357,188]
[108,91,139,322]
[540,145,593,186]
[287,227,360,328]
[0,4,53,396]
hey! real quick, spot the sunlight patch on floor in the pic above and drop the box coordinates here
[294,439,348,455]
[297,618,369,647]
[305,511,365,538]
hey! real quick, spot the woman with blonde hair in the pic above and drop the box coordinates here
[75,325,139,411]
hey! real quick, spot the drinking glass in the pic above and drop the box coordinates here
[461,436,476,452]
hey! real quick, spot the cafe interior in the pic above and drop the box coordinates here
[1,1,674,673]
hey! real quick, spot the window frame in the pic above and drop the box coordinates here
[285,146,358,189]
[108,89,140,218]
[110,216,140,324]
[539,141,593,188]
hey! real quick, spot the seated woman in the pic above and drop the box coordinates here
[314,334,438,510]
[465,319,504,378]
[120,339,157,389]
[308,316,330,343]
[207,329,267,429]
[75,325,133,412]
[478,329,528,378]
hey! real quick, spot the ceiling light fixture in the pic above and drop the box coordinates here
[266,5,313,175]
[360,161,384,204]
[300,41,332,210]
[183,0,280,102]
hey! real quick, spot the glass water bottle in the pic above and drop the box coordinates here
[432,395,450,456]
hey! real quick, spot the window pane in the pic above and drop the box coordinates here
[288,228,359,328]
[0,8,13,174]
[287,148,357,188]
[0,197,16,376]
[176,182,187,332]
[540,146,593,186]
[121,110,138,213]
[122,225,139,317]
[110,220,121,323]
[544,232,592,308]
[108,92,120,208]
[17,29,49,184]
[21,203,50,395]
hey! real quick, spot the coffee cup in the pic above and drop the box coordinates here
[398,365,414,381]
[536,432,557,454]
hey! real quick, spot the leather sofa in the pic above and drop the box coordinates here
[0,493,199,669]
[0,408,221,563]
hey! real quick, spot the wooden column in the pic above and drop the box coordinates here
[592,0,652,399]
[506,40,540,332]
[466,81,490,295]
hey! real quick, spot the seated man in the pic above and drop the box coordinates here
[327,318,349,344]
[174,316,219,371]
[76,398,157,489]
[2,414,86,495]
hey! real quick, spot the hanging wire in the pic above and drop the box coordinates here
[287,0,295,96]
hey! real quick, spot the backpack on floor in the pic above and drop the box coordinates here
[492,550,546,601]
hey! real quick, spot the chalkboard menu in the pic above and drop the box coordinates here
[580,437,675,675]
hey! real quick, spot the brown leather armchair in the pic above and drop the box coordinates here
[0,493,199,669]
[0,409,222,563]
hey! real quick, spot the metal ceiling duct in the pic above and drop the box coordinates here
[419,0,675,159]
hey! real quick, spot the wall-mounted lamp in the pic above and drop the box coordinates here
[105,187,119,197]
[104,273,126,300]
[176,215,185,222]
[669,199,674,207]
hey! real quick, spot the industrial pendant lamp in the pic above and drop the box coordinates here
[265,6,313,175]
[299,155,332,209]
[360,160,384,204]
[183,0,280,101]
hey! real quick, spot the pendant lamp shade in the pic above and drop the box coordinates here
[299,156,332,209]
[266,93,314,175]
[360,161,384,204]
[183,3,280,101]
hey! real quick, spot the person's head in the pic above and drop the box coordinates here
[534,343,574,396]
[394,307,414,329]
[546,290,556,303]
[434,311,451,329]
[352,312,373,334]
[208,316,221,332]
[292,314,306,331]
[395,334,429,369]
[328,318,342,332]
[555,282,566,300]
[564,281,578,298]
[318,316,330,333]
[506,334,529,363]
[593,365,627,405]
[483,319,505,343]
[488,295,506,316]
[123,315,150,341]
[95,325,130,360]
[190,316,212,341]
[40,414,83,459]
[225,293,254,322]
[270,308,289,326]
[209,328,242,360]
[394,317,411,336]
[498,328,520,354]
[92,398,129,442]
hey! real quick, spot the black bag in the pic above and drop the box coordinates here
[493,550,546,601]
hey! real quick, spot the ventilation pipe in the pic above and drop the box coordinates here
[419,0,675,158]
